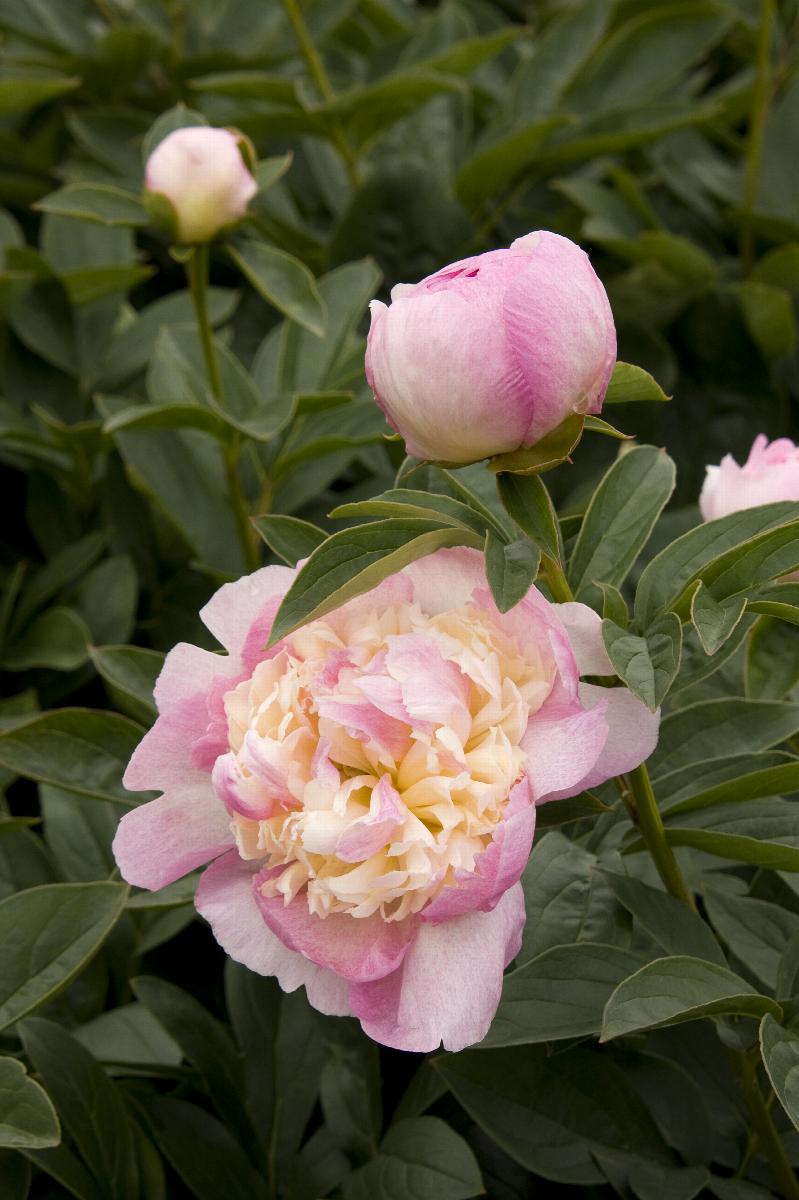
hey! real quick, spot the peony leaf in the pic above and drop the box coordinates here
[601,956,781,1042]
[268,519,482,645]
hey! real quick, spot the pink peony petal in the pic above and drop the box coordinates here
[350,882,525,1052]
[195,851,350,1015]
[504,231,616,446]
[420,777,535,922]
[112,779,233,890]
[700,435,799,521]
[315,695,410,761]
[212,751,274,821]
[254,868,417,983]
[555,602,614,676]
[386,633,471,734]
[522,695,609,803]
[336,775,407,863]
[124,643,241,793]
[200,565,294,665]
[572,682,660,791]
[152,642,236,711]
[403,545,487,615]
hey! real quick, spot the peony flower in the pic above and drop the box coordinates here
[700,434,799,521]
[113,549,658,1052]
[143,126,257,245]
[365,231,616,464]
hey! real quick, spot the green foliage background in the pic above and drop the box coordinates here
[1,1,799,1197]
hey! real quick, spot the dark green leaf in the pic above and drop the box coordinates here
[75,1004,182,1067]
[484,533,540,614]
[690,583,747,656]
[602,612,682,710]
[569,445,676,605]
[703,890,799,990]
[35,185,148,228]
[635,503,797,627]
[132,977,259,1165]
[496,472,561,560]
[649,699,799,779]
[603,361,671,404]
[600,870,725,965]
[228,239,326,336]
[0,67,79,116]
[342,1117,482,1200]
[737,281,797,359]
[519,831,627,965]
[485,942,646,1047]
[134,1096,262,1200]
[0,883,128,1030]
[487,413,584,476]
[0,709,145,804]
[251,514,326,566]
[760,1013,799,1132]
[89,645,162,725]
[0,1057,59,1149]
[436,1044,670,1184]
[269,520,482,645]
[330,488,502,540]
[3,607,90,672]
[601,957,781,1042]
[21,1018,139,1200]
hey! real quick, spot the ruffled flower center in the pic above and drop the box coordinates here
[212,600,553,922]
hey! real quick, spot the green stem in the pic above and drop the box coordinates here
[187,244,222,399]
[740,0,775,274]
[624,763,697,911]
[187,246,258,571]
[736,1049,799,1199]
[280,0,360,188]
[540,554,574,604]
[224,437,259,572]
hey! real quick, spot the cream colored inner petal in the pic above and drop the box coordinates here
[219,600,554,922]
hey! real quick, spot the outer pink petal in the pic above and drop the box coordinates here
[195,851,350,1016]
[350,883,525,1052]
[365,285,529,463]
[421,777,534,922]
[522,695,609,803]
[555,602,614,676]
[124,642,241,793]
[200,565,294,666]
[402,546,486,614]
[112,780,233,890]
[153,642,235,710]
[504,231,616,444]
[572,682,660,791]
[254,869,417,983]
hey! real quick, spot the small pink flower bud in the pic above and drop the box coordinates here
[365,231,616,464]
[700,435,799,521]
[144,126,257,245]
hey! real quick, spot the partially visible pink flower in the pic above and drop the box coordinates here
[144,126,257,244]
[113,549,658,1053]
[700,435,799,521]
[365,231,616,464]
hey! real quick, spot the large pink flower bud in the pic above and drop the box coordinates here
[365,231,616,464]
[700,435,799,521]
[144,126,257,245]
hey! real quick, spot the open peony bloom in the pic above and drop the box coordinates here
[700,434,799,521]
[365,231,616,464]
[114,549,658,1052]
[144,126,257,245]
